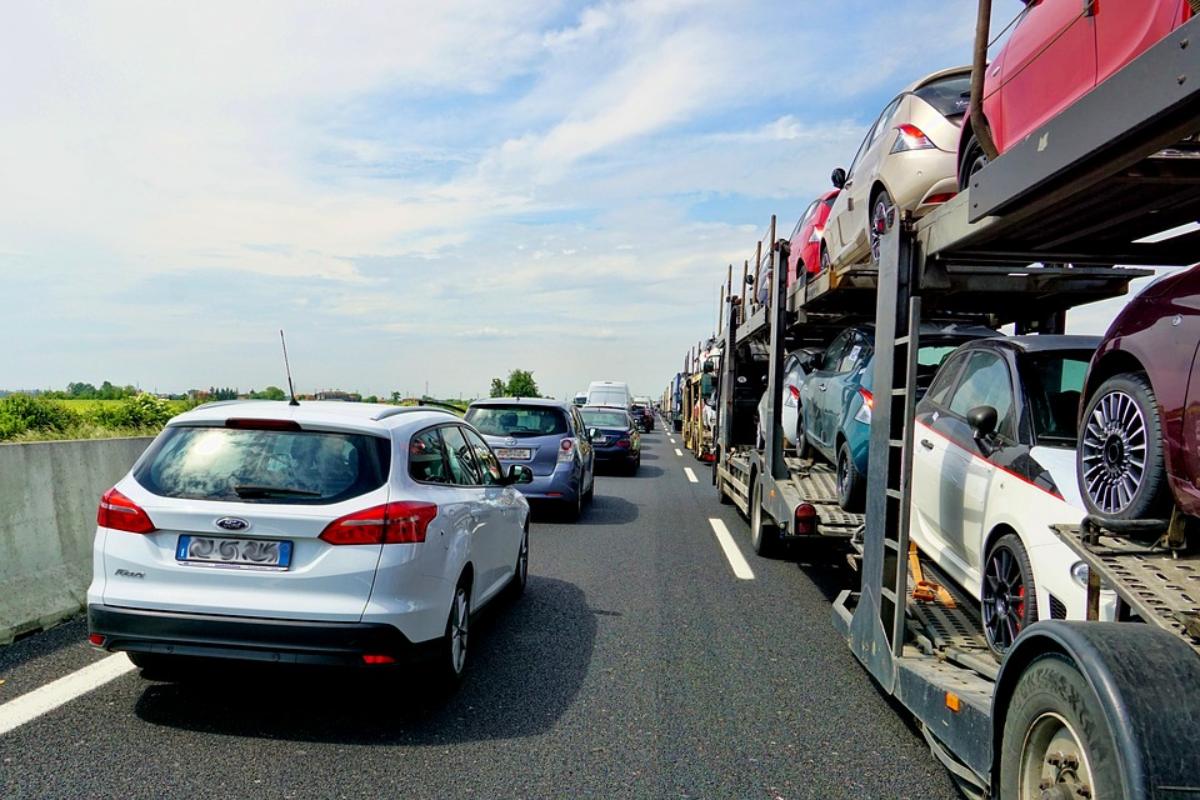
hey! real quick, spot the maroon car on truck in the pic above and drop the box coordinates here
[1077,264,1200,521]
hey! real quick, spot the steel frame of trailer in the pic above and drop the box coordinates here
[827,16,1200,798]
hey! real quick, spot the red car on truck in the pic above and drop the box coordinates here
[959,0,1193,187]
[786,189,839,285]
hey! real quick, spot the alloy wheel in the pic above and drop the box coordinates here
[1017,712,1096,800]
[1080,390,1148,515]
[869,193,895,262]
[983,545,1026,653]
[450,587,469,675]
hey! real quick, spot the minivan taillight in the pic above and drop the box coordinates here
[97,488,156,534]
[558,438,576,462]
[319,501,438,545]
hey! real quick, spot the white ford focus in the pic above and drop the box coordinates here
[909,336,1118,657]
[87,401,531,685]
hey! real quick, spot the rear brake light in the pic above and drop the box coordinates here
[924,192,956,205]
[794,503,818,536]
[891,123,935,153]
[558,437,576,462]
[855,389,874,425]
[88,633,106,647]
[616,439,631,449]
[319,501,438,545]
[97,488,156,534]
[808,226,823,244]
[788,385,801,401]
[225,418,302,431]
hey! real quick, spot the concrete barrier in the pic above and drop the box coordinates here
[0,437,154,644]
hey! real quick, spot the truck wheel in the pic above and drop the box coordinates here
[1078,372,1170,521]
[750,475,780,557]
[1000,654,1120,800]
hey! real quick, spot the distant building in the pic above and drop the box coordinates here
[315,390,361,402]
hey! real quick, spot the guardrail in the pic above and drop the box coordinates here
[0,437,153,644]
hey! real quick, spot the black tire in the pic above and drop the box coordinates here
[583,472,595,504]
[1077,372,1171,521]
[715,449,733,505]
[505,529,528,600]
[982,533,1038,657]
[435,580,471,688]
[868,188,895,265]
[563,492,582,521]
[836,440,865,512]
[958,130,989,192]
[750,474,781,558]
[1000,654,1121,800]
[627,455,640,476]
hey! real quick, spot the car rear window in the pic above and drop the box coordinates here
[588,389,628,406]
[914,74,971,118]
[133,426,391,504]
[465,405,568,437]
[581,409,628,429]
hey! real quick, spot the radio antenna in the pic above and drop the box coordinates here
[280,329,300,406]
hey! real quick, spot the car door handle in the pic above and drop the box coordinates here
[920,439,934,451]
[818,383,827,391]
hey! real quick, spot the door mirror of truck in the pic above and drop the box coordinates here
[967,405,999,453]
[831,167,847,189]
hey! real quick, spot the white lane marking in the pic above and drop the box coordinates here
[668,438,675,444]
[708,518,755,580]
[684,467,699,483]
[674,448,683,457]
[0,654,135,736]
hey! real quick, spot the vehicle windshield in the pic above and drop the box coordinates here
[581,409,628,429]
[133,426,390,504]
[465,405,568,437]
[1020,352,1092,444]
[914,74,971,118]
[589,389,628,406]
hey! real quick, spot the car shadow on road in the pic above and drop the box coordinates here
[789,540,858,602]
[131,576,596,745]
[639,452,658,461]
[575,494,639,525]
[628,465,664,479]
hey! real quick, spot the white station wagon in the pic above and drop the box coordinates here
[87,401,532,685]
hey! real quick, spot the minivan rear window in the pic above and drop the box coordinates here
[588,389,628,407]
[914,74,971,118]
[466,405,568,437]
[133,426,391,504]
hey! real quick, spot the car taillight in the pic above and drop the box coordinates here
[225,418,302,431]
[788,385,801,400]
[97,488,156,534]
[924,192,956,205]
[794,503,818,536]
[808,226,823,244]
[616,439,631,449]
[558,437,576,462]
[855,388,874,425]
[891,123,935,153]
[319,501,438,545]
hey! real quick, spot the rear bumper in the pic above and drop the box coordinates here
[88,603,437,667]
[594,448,637,463]
[500,461,580,500]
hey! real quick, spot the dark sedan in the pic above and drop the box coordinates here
[581,405,641,475]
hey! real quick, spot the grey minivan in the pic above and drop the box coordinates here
[465,398,595,519]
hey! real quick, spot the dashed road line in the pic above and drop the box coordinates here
[684,467,699,483]
[0,654,135,737]
[674,448,683,457]
[707,518,755,580]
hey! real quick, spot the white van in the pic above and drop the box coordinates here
[585,381,631,409]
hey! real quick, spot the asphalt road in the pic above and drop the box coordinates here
[0,425,958,800]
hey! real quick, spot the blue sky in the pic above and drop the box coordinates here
[0,1,1153,399]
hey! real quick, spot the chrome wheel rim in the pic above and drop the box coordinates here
[1018,712,1096,800]
[450,588,469,674]
[1080,390,1147,515]
[869,194,894,262]
[982,546,1026,652]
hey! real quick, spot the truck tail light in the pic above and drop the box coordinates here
[794,503,818,536]
[891,123,936,153]
[320,501,438,545]
[97,488,156,534]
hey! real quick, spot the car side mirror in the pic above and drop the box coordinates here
[967,406,999,453]
[831,167,847,189]
[506,464,534,485]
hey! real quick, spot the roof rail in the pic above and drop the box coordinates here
[371,406,458,422]
[192,399,249,410]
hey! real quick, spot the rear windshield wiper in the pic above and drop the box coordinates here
[232,484,321,499]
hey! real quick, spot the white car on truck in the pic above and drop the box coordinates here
[87,401,532,685]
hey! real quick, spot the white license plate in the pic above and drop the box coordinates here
[176,535,292,570]
[495,448,532,460]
